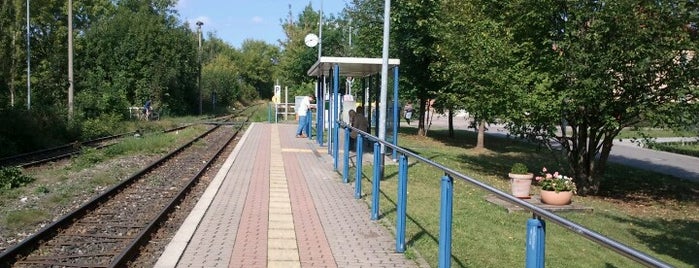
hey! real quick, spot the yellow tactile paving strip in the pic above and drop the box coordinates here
[267,125,301,267]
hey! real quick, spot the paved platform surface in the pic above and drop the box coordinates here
[155,123,423,268]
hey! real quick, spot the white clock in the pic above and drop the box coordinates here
[304,33,319,47]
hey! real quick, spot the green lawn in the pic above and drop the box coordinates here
[648,142,699,158]
[617,128,697,139]
[352,128,698,267]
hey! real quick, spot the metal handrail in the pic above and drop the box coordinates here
[337,121,672,268]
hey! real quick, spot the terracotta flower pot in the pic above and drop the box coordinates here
[509,173,534,199]
[540,189,573,205]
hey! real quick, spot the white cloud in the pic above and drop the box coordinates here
[251,16,264,24]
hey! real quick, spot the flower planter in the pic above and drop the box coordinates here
[540,189,573,205]
[509,173,534,199]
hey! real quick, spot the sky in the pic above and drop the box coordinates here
[175,0,348,48]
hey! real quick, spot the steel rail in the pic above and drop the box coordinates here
[0,125,221,266]
[110,117,249,267]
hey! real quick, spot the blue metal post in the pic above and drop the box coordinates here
[343,126,350,183]
[396,154,408,252]
[355,135,363,199]
[438,174,453,268]
[318,77,324,146]
[371,142,381,220]
[333,65,340,170]
[307,110,312,139]
[327,89,332,155]
[526,218,546,268]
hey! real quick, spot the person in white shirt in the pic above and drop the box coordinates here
[296,95,315,138]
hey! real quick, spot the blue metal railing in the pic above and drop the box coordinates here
[335,121,672,268]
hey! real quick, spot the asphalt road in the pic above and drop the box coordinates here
[406,115,699,183]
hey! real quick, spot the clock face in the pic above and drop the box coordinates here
[304,33,319,47]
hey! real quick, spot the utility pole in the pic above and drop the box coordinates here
[318,0,323,59]
[26,0,30,110]
[68,0,74,119]
[379,0,392,153]
[196,21,203,115]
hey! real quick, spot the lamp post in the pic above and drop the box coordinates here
[378,0,392,153]
[318,0,323,59]
[68,0,74,119]
[196,21,203,115]
[26,0,30,110]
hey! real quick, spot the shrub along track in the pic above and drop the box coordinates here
[0,119,247,267]
[0,125,190,169]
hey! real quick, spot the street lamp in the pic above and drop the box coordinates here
[68,0,74,119]
[26,0,30,109]
[196,21,203,115]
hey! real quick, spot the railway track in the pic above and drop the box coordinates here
[0,117,248,267]
[0,133,131,168]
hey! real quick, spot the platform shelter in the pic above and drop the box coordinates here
[306,56,400,158]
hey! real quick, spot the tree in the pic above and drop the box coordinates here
[439,0,515,147]
[391,0,444,136]
[236,40,279,100]
[278,4,350,97]
[78,0,198,116]
[0,0,23,108]
[505,0,699,195]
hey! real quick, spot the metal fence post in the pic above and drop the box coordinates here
[355,135,364,199]
[439,174,453,268]
[343,127,350,183]
[306,111,312,139]
[526,218,546,268]
[396,154,408,252]
[371,141,381,220]
[333,121,339,171]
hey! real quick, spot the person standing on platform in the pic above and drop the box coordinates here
[350,106,370,150]
[296,94,315,138]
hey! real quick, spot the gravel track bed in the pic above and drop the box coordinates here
[7,125,237,267]
[128,126,242,267]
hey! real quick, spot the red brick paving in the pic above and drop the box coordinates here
[168,123,423,268]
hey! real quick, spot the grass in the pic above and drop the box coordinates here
[616,128,697,139]
[0,122,208,233]
[2,209,50,230]
[0,105,269,235]
[351,128,698,267]
[647,142,699,158]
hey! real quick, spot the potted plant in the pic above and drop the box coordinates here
[535,167,577,205]
[509,162,534,199]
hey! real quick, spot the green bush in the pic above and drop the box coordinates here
[0,107,80,157]
[0,167,35,190]
[81,113,123,140]
[510,162,529,174]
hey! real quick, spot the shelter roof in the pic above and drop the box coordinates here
[307,56,401,77]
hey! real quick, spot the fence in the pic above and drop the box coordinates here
[335,121,672,268]
[268,102,295,123]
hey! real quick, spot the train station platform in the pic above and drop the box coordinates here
[155,123,422,267]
